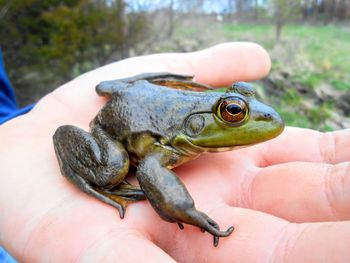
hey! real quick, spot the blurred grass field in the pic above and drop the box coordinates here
[223,24,350,89]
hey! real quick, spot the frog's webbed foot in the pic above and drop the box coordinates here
[136,153,234,246]
[53,125,131,218]
[186,210,234,246]
[105,180,146,201]
[176,212,233,246]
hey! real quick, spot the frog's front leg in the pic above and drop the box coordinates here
[136,153,234,246]
[53,125,144,218]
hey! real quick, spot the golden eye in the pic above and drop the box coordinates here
[217,97,248,123]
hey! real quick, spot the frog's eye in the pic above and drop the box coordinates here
[217,97,248,123]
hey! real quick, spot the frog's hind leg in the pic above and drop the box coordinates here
[53,125,131,218]
[150,78,213,91]
[96,73,212,95]
[96,73,195,97]
[117,72,194,83]
[118,72,213,91]
[136,73,213,91]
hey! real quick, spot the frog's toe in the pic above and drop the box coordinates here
[208,223,234,246]
[104,197,125,219]
[205,214,220,230]
[105,196,126,218]
[100,197,125,218]
[185,210,234,246]
[118,206,125,219]
[202,214,220,245]
[95,189,129,218]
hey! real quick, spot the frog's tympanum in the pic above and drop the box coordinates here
[53,73,284,246]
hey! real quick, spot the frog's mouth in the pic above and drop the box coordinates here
[172,133,250,156]
[187,136,253,152]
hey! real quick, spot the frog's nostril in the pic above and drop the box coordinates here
[264,113,272,119]
[255,112,274,121]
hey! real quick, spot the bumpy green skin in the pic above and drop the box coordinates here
[53,73,284,246]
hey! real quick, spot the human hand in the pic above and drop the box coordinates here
[0,42,349,262]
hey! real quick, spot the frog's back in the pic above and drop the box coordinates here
[93,81,217,142]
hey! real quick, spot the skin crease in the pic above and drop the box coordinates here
[0,42,349,262]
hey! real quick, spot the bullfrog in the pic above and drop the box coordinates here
[53,72,284,246]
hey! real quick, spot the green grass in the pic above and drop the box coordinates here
[221,24,275,50]
[286,25,350,72]
[222,23,350,91]
[273,107,310,128]
[176,26,199,37]
[221,23,350,130]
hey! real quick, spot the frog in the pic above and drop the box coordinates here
[53,72,284,246]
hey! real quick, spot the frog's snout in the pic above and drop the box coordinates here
[268,110,284,129]
[255,109,283,123]
[250,102,285,139]
[252,101,284,124]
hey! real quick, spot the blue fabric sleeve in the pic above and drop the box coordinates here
[0,247,17,263]
[0,49,33,124]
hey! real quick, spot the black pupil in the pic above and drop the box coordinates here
[226,103,242,115]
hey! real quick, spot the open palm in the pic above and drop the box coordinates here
[0,43,349,262]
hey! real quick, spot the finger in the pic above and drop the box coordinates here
[249,127,350,166]
[275,221,350,262]
[172,42,271,86]
[20,231,175,263]
[181,150,350,223]
[77,233,175,263]
[146,205,289,262]
[158,206,350,263]
[76,42,270,87]
[249,161,350,222]
[4,197,175,263]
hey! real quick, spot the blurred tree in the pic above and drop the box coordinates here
[222,0,267,22]
[270,0,301,43]
[0,0,149,105]
[324,0,350,21]
[235,0,243,21]
[129,0,205,41]
[302,0,350,22]
[167,0,175,37]
[253,0,259,20]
